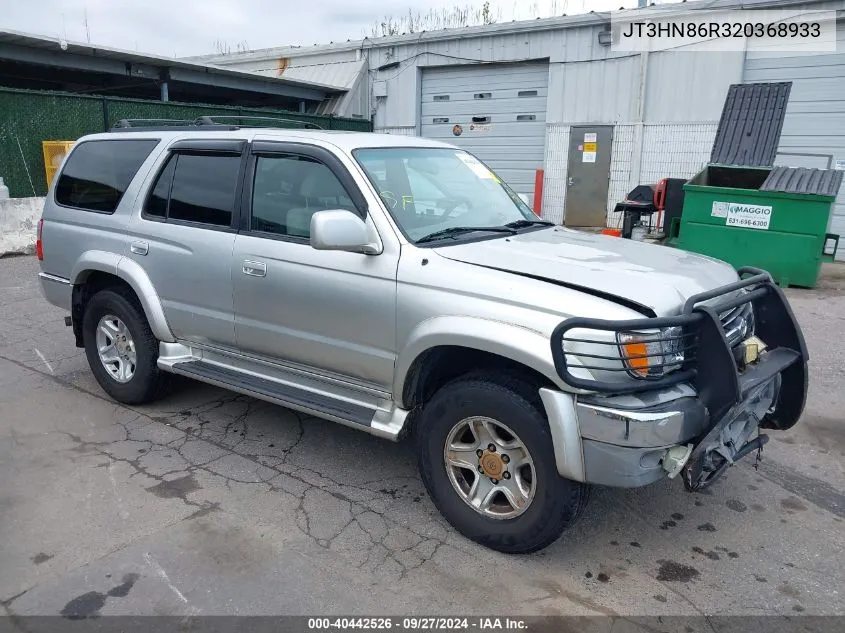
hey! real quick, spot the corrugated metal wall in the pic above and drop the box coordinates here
[375,126,417,135]
[743,18,845,260]
[203,4,842,235]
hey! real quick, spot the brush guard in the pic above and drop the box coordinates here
[551,267,809,491]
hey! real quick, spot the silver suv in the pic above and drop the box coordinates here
[37,122,808,553]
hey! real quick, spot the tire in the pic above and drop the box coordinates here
[416,373,590,554]
[82,287,169,405]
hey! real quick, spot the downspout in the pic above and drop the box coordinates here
[629,44,650,191]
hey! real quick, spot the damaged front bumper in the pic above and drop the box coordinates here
[548,267,809,491]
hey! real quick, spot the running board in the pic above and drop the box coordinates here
[168,360,385,433]
[158,343,408,440]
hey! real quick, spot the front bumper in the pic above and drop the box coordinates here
[576,395,706,488]
[545,267,809,489]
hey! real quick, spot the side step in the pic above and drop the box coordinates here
[169,360,375,427]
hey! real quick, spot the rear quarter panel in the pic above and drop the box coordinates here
[39,138,166,283]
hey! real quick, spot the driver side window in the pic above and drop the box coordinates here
[250,154,356,239]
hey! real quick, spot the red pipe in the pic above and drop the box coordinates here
[533,169,544,217]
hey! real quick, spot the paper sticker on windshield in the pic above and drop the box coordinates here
[457,153,496,179]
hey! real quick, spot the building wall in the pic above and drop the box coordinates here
[365,22,742,132]
[362,21,744,224]
[540,122,719,225]
[200,3,842,233]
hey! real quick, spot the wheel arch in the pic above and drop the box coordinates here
[70,251,174,345]
[396,317,564,410]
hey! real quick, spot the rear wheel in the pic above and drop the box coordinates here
[82,288,169,404]
[416,373,589,554]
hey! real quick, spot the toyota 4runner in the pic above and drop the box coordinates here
[37,121,808,553]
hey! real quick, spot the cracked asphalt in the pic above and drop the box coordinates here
[1,255,844,617]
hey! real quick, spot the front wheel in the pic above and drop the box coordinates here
[416,374,589,554]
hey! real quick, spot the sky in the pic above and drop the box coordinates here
[1,0,658,58]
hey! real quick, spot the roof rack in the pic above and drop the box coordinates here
[196,115,323,130]
[109,116,324,132]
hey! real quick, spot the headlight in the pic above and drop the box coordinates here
[617,326,686,379]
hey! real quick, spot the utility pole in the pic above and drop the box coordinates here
[83,9,91,43]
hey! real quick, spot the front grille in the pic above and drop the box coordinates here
[719,301,754,348]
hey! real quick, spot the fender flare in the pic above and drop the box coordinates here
[71,251,175,343]
[393,316,563,406]
[394,316,583,481]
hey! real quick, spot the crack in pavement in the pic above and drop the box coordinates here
[0,354,482,601]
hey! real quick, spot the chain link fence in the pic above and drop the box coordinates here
[0,87,372,198]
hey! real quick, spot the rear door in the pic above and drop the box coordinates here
[128,139,246,348]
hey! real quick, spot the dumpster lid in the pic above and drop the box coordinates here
[761,166,844,197]
[710,82,792,168]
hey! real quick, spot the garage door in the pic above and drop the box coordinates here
[420,62,549,201]
[743,19,845,261]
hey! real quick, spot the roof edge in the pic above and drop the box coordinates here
[186,0,835,62]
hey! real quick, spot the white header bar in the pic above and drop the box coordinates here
[610,8,837,53]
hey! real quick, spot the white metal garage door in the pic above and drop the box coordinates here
[743,20,845,261]
[420,62,549,201]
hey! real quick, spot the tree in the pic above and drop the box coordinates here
[212,39,250,55]
[369,3,501,37]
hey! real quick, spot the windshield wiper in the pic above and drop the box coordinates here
[416,225,517,244]
[504,218,555,229]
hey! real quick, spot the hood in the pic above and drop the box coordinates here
[433,227,739,316]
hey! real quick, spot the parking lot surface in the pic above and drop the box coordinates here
[1,255,844,617]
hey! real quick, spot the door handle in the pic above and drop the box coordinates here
[242,260,267,277]
[130,241,149,255]
[567,177,575,187]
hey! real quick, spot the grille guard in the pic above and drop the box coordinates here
[550,267,809,428]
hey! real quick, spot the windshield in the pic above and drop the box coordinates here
[354,147,541,243]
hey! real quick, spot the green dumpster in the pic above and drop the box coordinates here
[676,82,843,288]
[678,165,841,288]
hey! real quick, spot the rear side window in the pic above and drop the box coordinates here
[145,155,176,219]
[55,140,158,213]
[144,153,241,227]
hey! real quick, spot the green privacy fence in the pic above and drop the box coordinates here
[0,87,372,198]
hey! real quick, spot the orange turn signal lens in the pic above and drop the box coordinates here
[621,341,649,377]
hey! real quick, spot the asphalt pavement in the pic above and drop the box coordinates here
[1,255,844,618]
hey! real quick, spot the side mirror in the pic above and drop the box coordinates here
[310,210,380,255]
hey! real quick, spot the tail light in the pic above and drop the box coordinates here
[36,219,44,261]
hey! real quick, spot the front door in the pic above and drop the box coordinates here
[564,125,613,227]
[231,142,398,392]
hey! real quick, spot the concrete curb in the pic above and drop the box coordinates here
[0,197,44,257]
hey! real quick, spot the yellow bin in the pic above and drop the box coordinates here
[42,141,76,186]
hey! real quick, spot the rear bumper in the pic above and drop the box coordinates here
[38,272,71,310]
